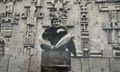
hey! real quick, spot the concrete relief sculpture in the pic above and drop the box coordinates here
[0,0,120,72]
[0,37,5,55]
[96,0,120,57]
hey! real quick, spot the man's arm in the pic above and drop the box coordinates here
[39,31,52,50]
[55,33,72,48]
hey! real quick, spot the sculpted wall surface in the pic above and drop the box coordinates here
[0,0,120,72]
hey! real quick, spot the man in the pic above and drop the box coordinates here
[40,18,76,56]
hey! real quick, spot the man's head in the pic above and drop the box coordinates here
[51,17,61,27]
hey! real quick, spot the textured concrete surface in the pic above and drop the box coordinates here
[0,0,120,72]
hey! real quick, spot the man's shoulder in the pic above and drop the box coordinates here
[44,27,57,32]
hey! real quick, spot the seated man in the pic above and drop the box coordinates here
[39,18,76,56]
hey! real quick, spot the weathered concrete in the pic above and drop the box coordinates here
[0,0,120,72]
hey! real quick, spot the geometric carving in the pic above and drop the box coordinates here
[101,9,120,45]
[102,11,120,44]
[47,0,71,27]
[81,30,89,38]
[0,37,5,55]
[31,0,37,4]
[95,0,120,3]
[112,43,120,50]
[96,0,120,57]
[96,0,120,44]
[1,18,13,38]
[36,6,44,19]
[96,0,120,13]
[90,51,103,57]
[21,12,27,19]
[79,1,90,56]
[75,0,103,57]
[81,38,89,51]
[12,12,20,25]
[5,2,14,13]
[113,50,120,57]
[74,0,81,4]
[21,6,30,19]
[26,4,36,25]
[24,24,35,48]
[0,0,22,3]
[0,12,7,18]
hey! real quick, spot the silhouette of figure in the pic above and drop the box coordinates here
[40,18,76,56]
